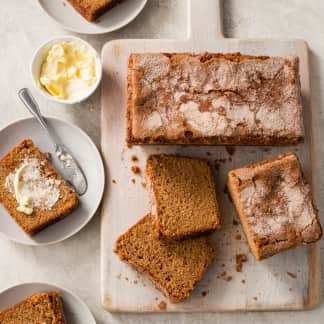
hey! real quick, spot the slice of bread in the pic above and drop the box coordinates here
[145,154,221,239]
[0,291,66,323]
[114,214,215,303]
[0,139,78,236]
[67,0,123,22]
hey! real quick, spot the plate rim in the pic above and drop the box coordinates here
[37,0,148,35]
[0,281,96,323]
[0,116,105,246]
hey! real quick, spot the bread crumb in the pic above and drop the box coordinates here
[287,271,297,279]
[133,279,138,284]
[206,151,211,156]
[233,219,239,226]
[262,147,271,152]
[235,234,242,240]
[288,288,293,292]
[141,181,146,188]
[127,143,133,148]
[131,178,136,184]
[131,166,141,174]
[236,254,247,272]
[157,301,166,310]
[131,155,138,162]
[241,279,246,284]
[225,276,232,282]
[226,146,235,155]
[112,179,117,184]
[253,296,258,301]
[201,290,209,297]
[221,263,225,267]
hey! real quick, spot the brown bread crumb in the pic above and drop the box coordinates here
[112,179,117,184]
[131,155,138,162]
[236,254,247,272]
[287,271,297,278]
[131,165,141,174]
[235,234,242,240]
[225,146,235,156]
[157,301,167,310]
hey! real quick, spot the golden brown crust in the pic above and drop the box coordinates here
[0,139,78,236]
[126,52,304,146]
[145,154,221,239]
[0,291,66,323]
[227,152,322,260]
[114,214,215,303]
[67,0,123,22]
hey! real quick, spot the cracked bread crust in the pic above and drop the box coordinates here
[126,52,304,145]
[227,152,322,260]
[114,214,215,303]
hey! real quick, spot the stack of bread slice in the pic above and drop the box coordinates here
[114,154,221,303]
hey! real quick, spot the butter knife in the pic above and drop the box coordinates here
[18,88,88,195]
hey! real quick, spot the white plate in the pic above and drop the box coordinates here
[0,282,96,323]
[0,117,105,245]
[38,0,148,34]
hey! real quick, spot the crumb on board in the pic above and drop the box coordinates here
[225,146,235,156]
[141,181,146,188]
[157,301,167,310]
[133,279,138,284]
[131,155,138,162]
[225,276,232,282]
[206,151,211,156]
[131,165,141,174]
[236,254,248,272]
[287,271,297,279]
[241,279,246,284]
[201,290,209,297]
[131,178,136,184]
[235,234,242,240]
[289,288,293,292]
[253,296,258,301]
[262,147,271,152]
[112,179,117,184]
[221,263,225,267]
[233,219,239,226]
[127,143,133,148]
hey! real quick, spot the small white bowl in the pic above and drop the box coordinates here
[31,36,102,104]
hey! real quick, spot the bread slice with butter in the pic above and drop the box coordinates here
[0,139,78,236]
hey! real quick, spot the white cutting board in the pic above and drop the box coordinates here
[100,0,320,312]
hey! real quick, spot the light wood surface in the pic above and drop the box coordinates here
[100,0,320,312]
